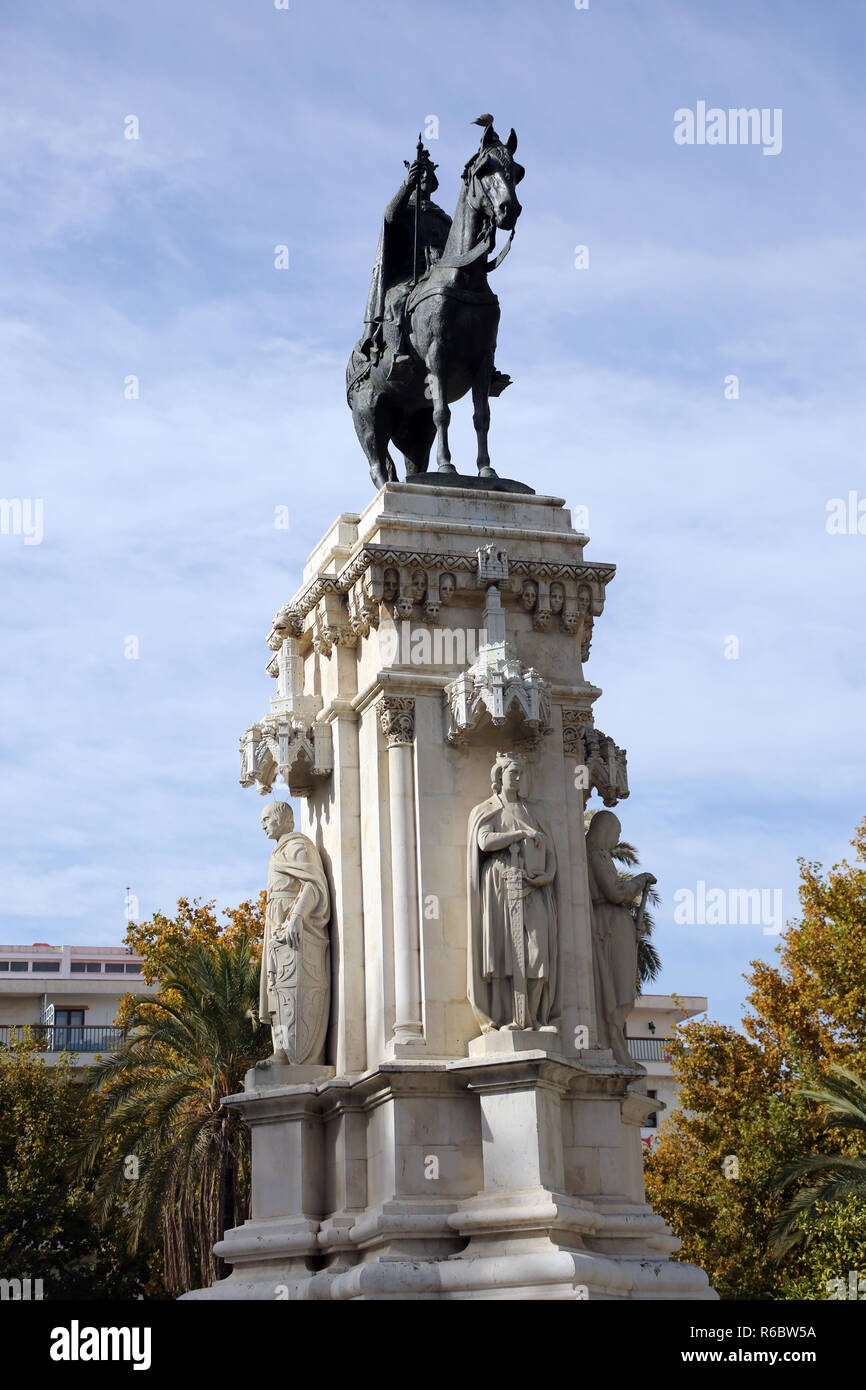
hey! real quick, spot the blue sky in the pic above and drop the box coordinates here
[1,0,864,1029]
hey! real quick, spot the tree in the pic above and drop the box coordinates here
[773,1066,866,1256]
[644,816,866,1298]
[82,907,271,1295]
[116,893,265,1030]
[0,1034,155,1299]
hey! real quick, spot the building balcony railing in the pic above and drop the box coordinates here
[627,1036,671,1063]
[0,1024,125,1053]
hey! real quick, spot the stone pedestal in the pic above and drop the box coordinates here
[188,482,714,1301]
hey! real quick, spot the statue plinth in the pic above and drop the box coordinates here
[184,483,715,1302]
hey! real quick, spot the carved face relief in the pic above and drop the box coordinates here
[383,568,399,603]
[439,572,456,602]
[577,585,592,615]
[549,582,565,615]
[411,569,427,603]
[520,580,538,612]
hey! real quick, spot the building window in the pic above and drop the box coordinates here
[10,961,28,973]
[71,962,102,974]
[0,962,8,971]
[104,964,125,974]
[33,961,60,973]
[55,1010,85,1027]
[125,963,142,975]
[645,1089,658,1129]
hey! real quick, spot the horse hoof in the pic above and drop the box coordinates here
[437,464,457,473]
[478,466,498,477]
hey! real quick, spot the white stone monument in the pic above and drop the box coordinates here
[188,480,715,1300]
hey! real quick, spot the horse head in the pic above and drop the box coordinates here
[462,124,525,232]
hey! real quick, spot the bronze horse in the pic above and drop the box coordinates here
[347,125,524,488]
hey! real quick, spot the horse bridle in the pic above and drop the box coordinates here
[438,155,517,273]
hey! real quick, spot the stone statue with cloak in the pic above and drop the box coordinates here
[259,800,331,1066]
[585,810,656,1066]
[466,752,559,1033]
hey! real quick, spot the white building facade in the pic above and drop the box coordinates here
[0,942,155,1067]
[625,993,707,1147]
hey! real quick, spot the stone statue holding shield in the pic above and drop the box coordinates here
[259,801,331,1065]
[466,752,559,1033]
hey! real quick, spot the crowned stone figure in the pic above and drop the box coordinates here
[467,752,559,1033]
[259,801,331,1066]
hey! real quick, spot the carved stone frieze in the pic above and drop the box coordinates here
[266,545,616,650]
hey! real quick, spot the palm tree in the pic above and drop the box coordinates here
[584,810,662,989]
[771,1065,866,1257]
[78,933,271,1293]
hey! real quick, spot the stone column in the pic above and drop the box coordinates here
[377,696,424,1048]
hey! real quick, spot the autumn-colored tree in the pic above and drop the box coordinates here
[116,893,266,1030]
[644,817,866,1299]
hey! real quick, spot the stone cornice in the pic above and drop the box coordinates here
[269,543,616,643]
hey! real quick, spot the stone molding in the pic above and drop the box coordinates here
[266,543,616,650]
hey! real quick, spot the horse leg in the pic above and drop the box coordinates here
[426,345,455,472]
[392,409,435,478]
[472,356,497,477]
[353,393,397,486]
[352,393,388,487]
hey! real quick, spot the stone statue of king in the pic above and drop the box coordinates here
[259,801,331,1066]
[467,752,559,1034]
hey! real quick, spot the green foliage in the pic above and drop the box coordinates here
[772,1065,866,1261]
[776,1195,866,1300]
[0,1034,154,1299]
[80,930,271,1294]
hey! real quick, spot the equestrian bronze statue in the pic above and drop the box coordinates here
[347,118,524,488]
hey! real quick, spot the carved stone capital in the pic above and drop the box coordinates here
[377,696,416,748]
